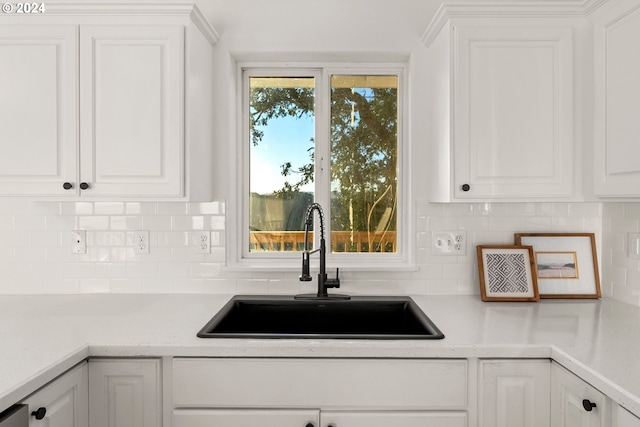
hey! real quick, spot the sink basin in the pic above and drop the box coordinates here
[197,295,444,339]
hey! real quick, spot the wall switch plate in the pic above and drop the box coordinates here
[628,233,640,259]
[71,230,86,254]
[193,231,211,253]
[432,230,466,255]
[134,230,150,254]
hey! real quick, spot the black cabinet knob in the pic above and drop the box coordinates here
[79,182,90,190]
[305,423,314,427]
[63,182,73,190]
[582,399,597,412]
[461,184,471,192]
[31,407,46,420]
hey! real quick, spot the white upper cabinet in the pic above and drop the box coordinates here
[79,25,184,198]
[0,5,217,200]
[593,0,640,197]
[0,26,78,196]
[453,26,574,200]
[423,6,581,202]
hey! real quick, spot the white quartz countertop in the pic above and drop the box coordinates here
[1,294,639,416]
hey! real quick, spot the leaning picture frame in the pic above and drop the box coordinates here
[477,245,539,302]
[514,233,601,299]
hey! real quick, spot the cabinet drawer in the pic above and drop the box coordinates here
[322,411,467,427]
[173,358,467,410]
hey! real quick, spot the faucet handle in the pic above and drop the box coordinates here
[325,268,341,288]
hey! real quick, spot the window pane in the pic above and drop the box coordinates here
[330,75,398,253]
[249,76,315,252]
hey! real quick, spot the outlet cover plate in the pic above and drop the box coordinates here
[432,230,466,255]
[134,230,150,254]
[193,231,211,253]
[71,230,86,254]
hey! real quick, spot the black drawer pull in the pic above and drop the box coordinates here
[31,407,46,420]
[582,399,597,412]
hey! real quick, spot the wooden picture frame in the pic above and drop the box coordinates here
[514,233,601,299]
[477,245,539,302]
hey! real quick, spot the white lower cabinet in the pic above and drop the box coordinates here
[479,359,551,427]
[551,362,611,427]
[174,409,319,427]
[321,411,467,427]
[88,359,162,427]
[174,409,466,427]
[616,407,640,427]
[21,361,88,427]
[172,358,468,427]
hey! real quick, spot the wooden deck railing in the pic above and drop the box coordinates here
[249,231,396,253]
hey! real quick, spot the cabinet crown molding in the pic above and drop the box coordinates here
[422,0,608,46]
[43,3,219,45]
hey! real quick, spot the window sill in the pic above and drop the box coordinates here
[224,258,418,273]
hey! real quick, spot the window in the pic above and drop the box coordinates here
[234,64,409,269]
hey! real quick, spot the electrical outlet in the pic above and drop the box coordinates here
[71,230,86,254]
[134,230,150,254]
[193,231,211,253]
[432,230,466,255]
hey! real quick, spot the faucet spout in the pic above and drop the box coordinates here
[296,203,349,300]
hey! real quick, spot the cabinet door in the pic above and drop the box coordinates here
[88,359,161,427]
[22,362,88,427]
[174,409,319,427]
[479,359,550,427]
[616,407,640,427]
[0,26,78,196]
[80,26,184,198]
[321,411,467,427]
[454,26,573,199]
[551,363,610,427]
[593,0,640,196]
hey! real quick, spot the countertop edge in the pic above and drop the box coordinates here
[0,345,89,412]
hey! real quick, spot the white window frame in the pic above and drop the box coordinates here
[226,61,414,272]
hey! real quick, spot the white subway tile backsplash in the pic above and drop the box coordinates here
[125,202,156,215]
[94,202,125,215]
[157,202,188,215]
[2,198,640,307]
[141,215,172,230]
[46,215,76,231]
[209,215,225,230]
[78,216,109,230]
[61,202,94,215]
[172,215,205,230]
[603,202,640,305]
[190,201,221,215]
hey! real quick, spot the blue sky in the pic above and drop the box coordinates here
[250,114,315,195]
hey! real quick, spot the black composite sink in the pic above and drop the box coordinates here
[197,295,444,339]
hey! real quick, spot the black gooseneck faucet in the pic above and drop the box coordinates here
[296,203,349,300]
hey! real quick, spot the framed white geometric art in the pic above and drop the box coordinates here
[476,245,539,302]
